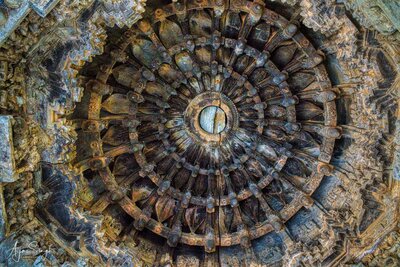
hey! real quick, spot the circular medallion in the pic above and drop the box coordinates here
[199,106,226,134]
[184,91,239,144]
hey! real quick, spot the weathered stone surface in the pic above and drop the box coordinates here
[0,185,7,240]
[0,116,17,183]
[0,0,399,266]
[0,2,30,45]
[344,0,400,40]
[29,0,61,17]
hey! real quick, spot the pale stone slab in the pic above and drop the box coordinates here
[0,115,17,183]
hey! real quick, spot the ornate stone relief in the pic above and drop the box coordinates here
[0,0,399,266]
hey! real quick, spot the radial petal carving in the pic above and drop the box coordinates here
[71,0,340,261]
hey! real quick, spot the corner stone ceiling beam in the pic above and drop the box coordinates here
[0,0,147,45]
[0,0,60,44]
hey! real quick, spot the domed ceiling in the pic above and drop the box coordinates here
[0,0,399,266]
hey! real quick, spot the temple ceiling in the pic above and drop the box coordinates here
[0,0,399,266]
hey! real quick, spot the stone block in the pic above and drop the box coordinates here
[0,115,17,183]
[29,0,61,17]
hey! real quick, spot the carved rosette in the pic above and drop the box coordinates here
[69,0,342,263]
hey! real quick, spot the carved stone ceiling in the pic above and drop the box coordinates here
[0,0,399,266]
